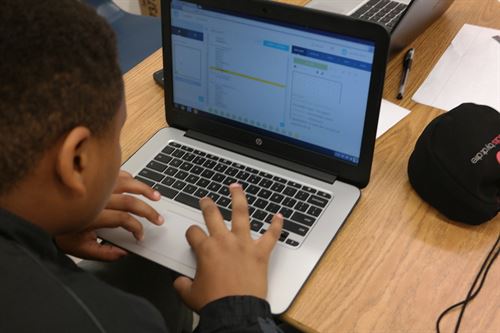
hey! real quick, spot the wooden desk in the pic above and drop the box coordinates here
[121,0,500,331]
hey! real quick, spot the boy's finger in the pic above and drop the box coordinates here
[228,183,250,236]
[185,225,208,252]
[114,176,161,201]
[173,276,197,311]
[199,197,227,236]
[258,213,283,254]
[92,210,145,241]
[106,194,164,225]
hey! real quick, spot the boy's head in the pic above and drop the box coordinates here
[0,0,125,233]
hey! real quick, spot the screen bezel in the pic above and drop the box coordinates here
[161,0,390,188]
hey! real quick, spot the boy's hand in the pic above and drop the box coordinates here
[174,183,283,312]
[55,171,164,261]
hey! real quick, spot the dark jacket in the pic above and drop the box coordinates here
[0,209,281,333]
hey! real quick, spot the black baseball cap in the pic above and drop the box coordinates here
[408,103,500,225]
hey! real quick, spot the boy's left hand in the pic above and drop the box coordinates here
[55,171,164,261]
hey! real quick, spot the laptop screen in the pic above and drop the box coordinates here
[171,0,375,165]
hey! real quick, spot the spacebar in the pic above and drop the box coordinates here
[174,193,232,221]
[174,193,200,210]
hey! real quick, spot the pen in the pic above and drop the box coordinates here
[397,48,414,100]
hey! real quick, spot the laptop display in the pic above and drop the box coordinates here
[171,1,375,165]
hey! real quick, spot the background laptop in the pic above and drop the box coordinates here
[307,0,455,55]
[98,0,389,314]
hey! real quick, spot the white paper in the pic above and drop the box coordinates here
[376,99,411,138]
[412,24,500,112]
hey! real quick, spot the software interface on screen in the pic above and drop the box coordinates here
[171,1,375,164]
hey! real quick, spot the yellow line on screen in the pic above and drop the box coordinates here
[209,66,285,88]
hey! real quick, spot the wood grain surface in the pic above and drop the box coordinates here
[121,1,500,332]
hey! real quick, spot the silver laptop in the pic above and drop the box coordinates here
[307,0,455,55]
[98,0,389,314]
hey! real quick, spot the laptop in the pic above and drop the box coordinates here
[97,0,389,314]
[306,0,455,55]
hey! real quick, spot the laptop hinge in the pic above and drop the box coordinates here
[185,130,337,184]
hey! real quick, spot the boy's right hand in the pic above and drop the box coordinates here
[174,183,283,312]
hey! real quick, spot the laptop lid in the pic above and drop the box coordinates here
[161,0,390,188]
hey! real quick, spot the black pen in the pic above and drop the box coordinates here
[397,48,414,100]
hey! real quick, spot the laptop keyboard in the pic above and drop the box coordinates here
[134,141,333,248]
[351,0,408,31]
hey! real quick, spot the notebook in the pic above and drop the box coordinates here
[306,0,455,55]
[97,0,389,314]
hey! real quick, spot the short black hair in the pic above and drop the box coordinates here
[0,0,123,195]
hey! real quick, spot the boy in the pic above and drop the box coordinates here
[0,0,284,332]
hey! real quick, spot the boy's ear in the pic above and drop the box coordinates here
[56,127,92,196]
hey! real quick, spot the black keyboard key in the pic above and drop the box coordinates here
[153,184,178,199]
[236,171,250,180]
[307,206,322,217]
[283,220,309,236]
[258,189,272,199]
[193,156,206,165]
[213,163,228,173]
[223,177,237,186]
[232,162,245,169]
[196,178,210,188]
[191,166,204,175]
[169,158,183,168]
[283,186,298,197]
[207,192,220,202]
[270,183,285,193]
[287,181,301,188]
[161,176,175,186]
[247,175,261,184]
[291,212,316,226]
[154,153,172,164]
[295,202,309,212]
[212,173,225,183]
[194,188,209,198]
[172,180,186,191]
[282,197,297,208]
[285,239,299,247]
[266,203,280,214]
[254,198,268,209]
[184,184,197,194]
[179,162,193,171]
[248,206,256,216]
[279,230,289,242]
[253,210,267,221]
[259,171,273,179]
[172,149,185,158]
[169,142,181,148]
[240,181,249,190]
[264,214,273,223]
[295,190,309,201]
[186,174,200,184]
[205,153,219,161]
[207,182,221,192]
[301,186,317,194]
[273,176,287,184]
[162,146,175,155]
[164,167,177,176]
[193,149,206,156]
[181,145,193,152]
[307,195,329,208]
[246,185,260,195]
[175,192,200,209]
[218,186,230,196]
[203,160,217,169]
[250,220,263,232]
[201,169,215,179]
[246,194,256,205]
[182,153,195,162]
[147,160,168,172]
[139,169,164,182]
[226,167,239,176]
[317,191,332,199]
[270,193,284,204]
[135,176,155,187]
[279,207,293,218]
[219,158,232,165]
[245,166,259,174]
[217,196,231,207]
[259,179,273,188]
[174,170,188,180]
